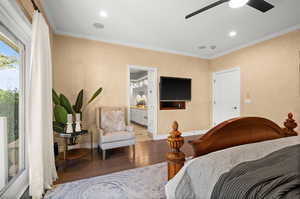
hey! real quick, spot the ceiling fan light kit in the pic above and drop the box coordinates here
[229,31,237,37]
[185,0,274,19]
[99,10,108,18]
[229,0,249,8]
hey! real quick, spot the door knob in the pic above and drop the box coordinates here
[233,106,238,110]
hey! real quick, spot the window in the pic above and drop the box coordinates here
[0,0,31,197]
[0,22,25,195]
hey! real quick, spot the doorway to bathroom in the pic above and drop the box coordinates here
[128,65,158,142]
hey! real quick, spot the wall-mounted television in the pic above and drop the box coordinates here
[160,76,191,101]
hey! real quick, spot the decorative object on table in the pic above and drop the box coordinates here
[66,114,73,134]
[52,87,103,133]
[75,113,81,132]
[136,92,147,106]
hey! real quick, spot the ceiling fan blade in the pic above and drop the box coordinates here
[185,0,229,19]
[247,0,274,12]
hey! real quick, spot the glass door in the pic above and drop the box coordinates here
[0,22,26,196]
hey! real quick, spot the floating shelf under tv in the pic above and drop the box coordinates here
[160,101,186,110]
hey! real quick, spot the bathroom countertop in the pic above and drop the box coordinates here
[130,106,148,110]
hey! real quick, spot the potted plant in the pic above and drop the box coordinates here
[52,87,103,134]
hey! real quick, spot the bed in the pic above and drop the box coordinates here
[165,113,299,199]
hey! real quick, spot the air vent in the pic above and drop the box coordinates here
[198,45,206,50]
[210,45,217,50]
[93,22,104,29]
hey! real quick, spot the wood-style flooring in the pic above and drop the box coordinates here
[55,135,198,184]
[133,123,152,142]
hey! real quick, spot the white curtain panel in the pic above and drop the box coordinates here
[28,11,57,199]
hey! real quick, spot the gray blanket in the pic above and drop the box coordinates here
[211,144,300,199]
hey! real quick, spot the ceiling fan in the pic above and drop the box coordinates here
[186,0,274,19]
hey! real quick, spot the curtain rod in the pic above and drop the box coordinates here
[31,0,40,12]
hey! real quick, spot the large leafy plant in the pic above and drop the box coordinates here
[52,88,102,132]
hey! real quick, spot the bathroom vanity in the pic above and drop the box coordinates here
[130,106,148,126]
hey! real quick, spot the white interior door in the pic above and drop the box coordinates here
[147,69,157,135]
[213,68,240,126]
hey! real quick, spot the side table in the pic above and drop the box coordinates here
[55,130,93,166]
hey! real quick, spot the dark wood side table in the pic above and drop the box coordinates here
[55,130,93,166]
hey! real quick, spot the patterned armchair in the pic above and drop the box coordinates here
[96,107,136,160]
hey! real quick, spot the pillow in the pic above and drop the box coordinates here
[101,110,126,134]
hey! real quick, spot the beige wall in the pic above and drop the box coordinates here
[53,29,300,141]
[52,35,211,139]
[209,30,300,129]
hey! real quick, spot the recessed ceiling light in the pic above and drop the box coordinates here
[229,31,237,37]
[229,0,249,8]
[93,22,104,29]
[99,10,108,18]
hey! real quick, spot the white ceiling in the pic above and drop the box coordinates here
[42,0,300,59]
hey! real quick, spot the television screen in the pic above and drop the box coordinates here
[160,76,191,101]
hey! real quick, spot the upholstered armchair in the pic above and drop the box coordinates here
[96,107,136,160]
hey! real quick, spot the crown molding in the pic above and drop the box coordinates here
[51,21,299,60]
[54,30,210,59]
[39,0,56,32]
[206,24,300,59]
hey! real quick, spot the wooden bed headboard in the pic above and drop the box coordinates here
[166,113,298,180]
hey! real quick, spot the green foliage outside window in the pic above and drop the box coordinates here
[0,88,19,143]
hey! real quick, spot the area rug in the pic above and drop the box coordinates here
[44,162,168,199]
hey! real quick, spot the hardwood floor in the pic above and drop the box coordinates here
[54,135,198,184]
[133,123,152,142]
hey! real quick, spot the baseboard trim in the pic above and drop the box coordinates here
[59,143,98,152]
[58,129,209,151]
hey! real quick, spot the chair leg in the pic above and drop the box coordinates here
[97,145,101,152]
[132,145,135,159]
[102,149,106,160]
